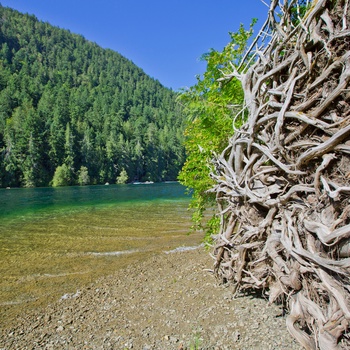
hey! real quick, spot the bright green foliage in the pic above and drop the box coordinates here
[0,5,185,187]
[52,164,71,187]
[77,166,90,186]
[116,168,128,184]
[178,22,256,238]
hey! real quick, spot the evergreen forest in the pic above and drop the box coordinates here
[0,5,185,187]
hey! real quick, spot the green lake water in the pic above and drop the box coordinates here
[0,182,202,327]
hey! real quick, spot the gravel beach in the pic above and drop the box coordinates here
[1,247,302,350]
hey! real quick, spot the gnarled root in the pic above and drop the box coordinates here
[211,1,350,348]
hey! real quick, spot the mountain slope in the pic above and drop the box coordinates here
[0,5,185,187]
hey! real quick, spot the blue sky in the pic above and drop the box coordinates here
[1,0,268,90]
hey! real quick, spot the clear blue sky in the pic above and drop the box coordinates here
[0,0,268,90]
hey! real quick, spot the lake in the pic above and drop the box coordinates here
[0,182,202,327]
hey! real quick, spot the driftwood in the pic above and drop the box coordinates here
[211,0,350,349]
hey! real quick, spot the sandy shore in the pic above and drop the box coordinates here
[0,247,302,350]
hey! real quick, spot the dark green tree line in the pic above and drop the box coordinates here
[0,5,185,187]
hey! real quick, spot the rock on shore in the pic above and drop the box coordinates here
[1,247,302,350]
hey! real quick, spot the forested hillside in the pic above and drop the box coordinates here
[0,5,185,187]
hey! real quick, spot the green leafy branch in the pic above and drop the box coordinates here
[178,21,257,241]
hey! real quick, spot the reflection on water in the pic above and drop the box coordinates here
[0,183,201,327]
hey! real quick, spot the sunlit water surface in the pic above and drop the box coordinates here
[0,183,202,327]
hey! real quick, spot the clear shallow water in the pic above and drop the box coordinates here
[0,182,190,220]
[0,183,201,327]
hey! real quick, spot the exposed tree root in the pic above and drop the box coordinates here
[211,1,350,348]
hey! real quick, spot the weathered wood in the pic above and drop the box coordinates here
[211,0,350,348]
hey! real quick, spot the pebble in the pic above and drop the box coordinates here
[0,249,303,350]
